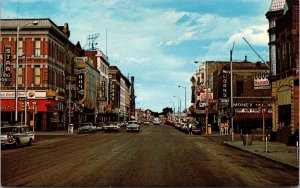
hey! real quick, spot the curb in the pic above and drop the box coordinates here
[223,142,299,170]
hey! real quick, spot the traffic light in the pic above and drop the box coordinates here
[19,101,25,111]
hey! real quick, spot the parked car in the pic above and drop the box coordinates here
[191,125,202,135]
[103,122,120,132]
[120,121,128,127]
[78,122,96,134]
[143,120,150,125]
[174,122,182,129]
[94,122,105,131]
[126,122,140,132]
[1,125,35,147]
[180,123,189,133]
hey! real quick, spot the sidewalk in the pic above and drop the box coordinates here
[224,139,299,169]
[34,130,76,136]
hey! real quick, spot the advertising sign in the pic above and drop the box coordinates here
[254,72,270,90]
[2,46,12,84]
[221,70,230,98]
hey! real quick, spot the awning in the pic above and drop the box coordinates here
[234,113,272,120]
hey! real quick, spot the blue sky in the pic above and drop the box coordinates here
[2,0,272,112]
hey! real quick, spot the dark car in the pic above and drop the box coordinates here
[191,125,202,135]
[126,122,140,132]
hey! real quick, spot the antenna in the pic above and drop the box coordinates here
[84,33,100,50]
[243,37,269,68]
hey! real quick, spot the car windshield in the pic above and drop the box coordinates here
[1,126,29,134]
[79,123,91,127]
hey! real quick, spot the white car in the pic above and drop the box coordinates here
[1,125,35,147]
[103,122,120,132]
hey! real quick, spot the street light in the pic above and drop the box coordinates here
[15,21,38,122]
[178,85,186,114]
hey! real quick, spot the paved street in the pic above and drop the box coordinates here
[1,124,299,187]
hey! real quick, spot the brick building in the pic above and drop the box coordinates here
[1,19,83,131]
[266,0,299,143]
[190,60,272,133]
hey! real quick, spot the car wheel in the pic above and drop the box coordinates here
[14,139,20,147]
[27,139,32,146]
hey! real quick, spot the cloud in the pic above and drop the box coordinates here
[2,0,271,112]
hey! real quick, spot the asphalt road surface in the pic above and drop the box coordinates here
[1,124,299,187]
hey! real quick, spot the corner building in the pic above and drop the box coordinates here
[1,19,83,131]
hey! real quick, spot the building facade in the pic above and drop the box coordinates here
[190,60,272,133]
[85,50,110,122]
[1,18,83,131]
[267,0,299,143]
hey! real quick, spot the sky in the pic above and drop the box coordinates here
[2,0,272,112]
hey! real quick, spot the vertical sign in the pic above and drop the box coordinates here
[2,46,12,85]
[76,70,85,101]
[101,81,106,99]
[222,70,229,98]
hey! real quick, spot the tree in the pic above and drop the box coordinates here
[162,107,173,118]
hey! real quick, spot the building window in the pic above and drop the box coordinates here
[34,39,41,57]
[236,81,243,96]
[34,65,41,86]
[18,67,22,86]
[18,39,23,56]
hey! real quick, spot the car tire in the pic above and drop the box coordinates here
[14,139,20,147]
[27,139,32,146]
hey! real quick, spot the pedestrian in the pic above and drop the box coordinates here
[188,123,193,135]
[219,122,224,135]
[224,121,229,135]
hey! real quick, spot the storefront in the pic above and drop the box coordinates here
[0,90,64,131]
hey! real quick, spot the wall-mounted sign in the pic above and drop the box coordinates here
[254,72,270,90]
[2,46,12,84]
[221,70,230,98]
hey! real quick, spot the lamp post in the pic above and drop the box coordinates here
[173,96,179,121]
[230,42,235,141]
[178,85,186,114]
[15,21,38,122]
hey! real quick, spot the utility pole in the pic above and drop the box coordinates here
[230,42,235,142]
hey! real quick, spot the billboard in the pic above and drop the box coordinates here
[254,72,270,90]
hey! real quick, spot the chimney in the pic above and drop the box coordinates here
[244,55,247,62]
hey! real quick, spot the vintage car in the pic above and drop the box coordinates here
[126,122,140,132]
[78,122,96,134]
[191,125,202,135]
[1,125,35,147]
[103,122,120,132]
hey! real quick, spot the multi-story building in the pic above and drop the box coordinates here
[1,18,83,131]
[120,74,131,121]
[85,50,109,122]
[190,60,272,132]
[74,56,100,124]
[266,0,299,143]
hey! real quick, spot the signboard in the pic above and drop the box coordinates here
[198,92,213,101]
[221,70,230,98]
[2,46,12,84]
[254,72,270,90]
